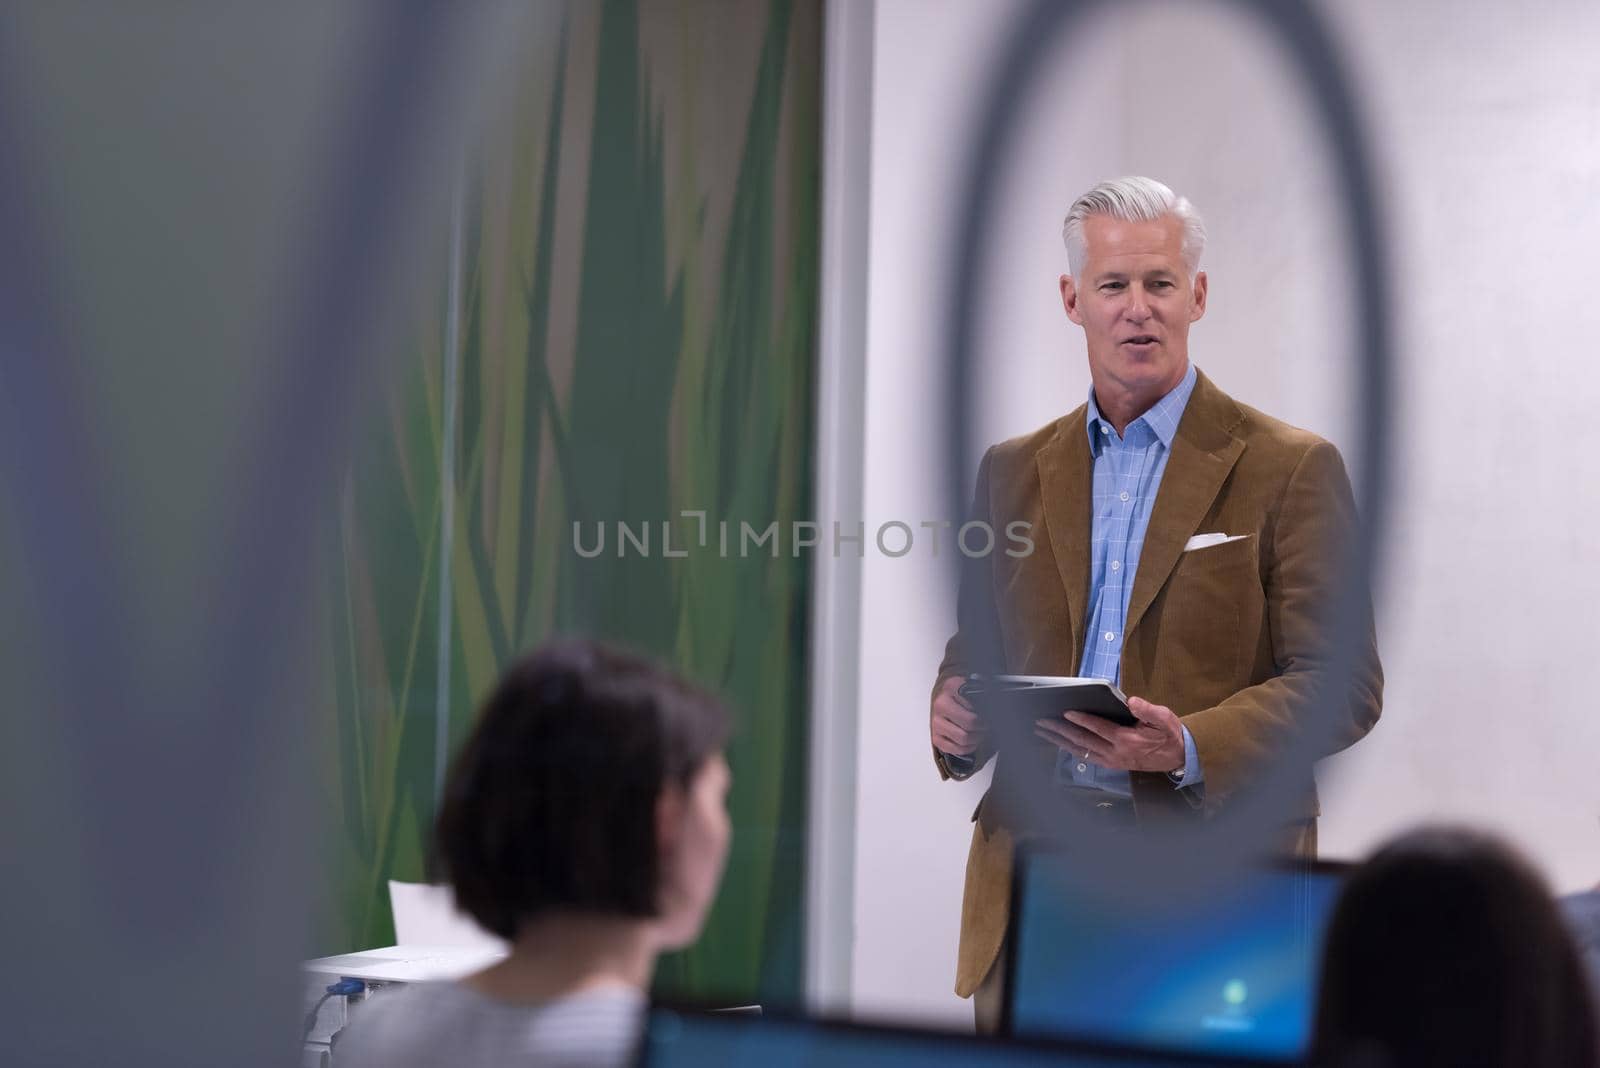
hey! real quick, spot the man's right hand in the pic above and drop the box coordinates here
[931,674,985,757]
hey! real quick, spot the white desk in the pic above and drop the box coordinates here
[302,944,509,1055]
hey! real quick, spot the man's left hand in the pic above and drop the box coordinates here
[1033,697,1185,773]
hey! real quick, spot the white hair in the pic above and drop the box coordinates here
[1061,176,1206,280]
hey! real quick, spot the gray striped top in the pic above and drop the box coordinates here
[334,980,647,1068]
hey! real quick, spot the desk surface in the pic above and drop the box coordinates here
[304,943,507,984]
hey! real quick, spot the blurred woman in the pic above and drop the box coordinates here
[1311,826,1598,1068]
[336,638,731,1068]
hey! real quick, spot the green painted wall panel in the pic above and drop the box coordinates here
[322,0,820,1004]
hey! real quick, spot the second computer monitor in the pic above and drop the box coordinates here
[1006,849,1345,1060]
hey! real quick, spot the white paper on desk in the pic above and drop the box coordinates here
[388,880,507,950]
[1182,532,1247,552]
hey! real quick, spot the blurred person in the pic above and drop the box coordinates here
[1564,882,1600,1009]
[335,638,732,1068]
[1311,827,1598,1068]
[929,176,1383,1029]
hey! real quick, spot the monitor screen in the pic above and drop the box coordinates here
[1006,853,1344,1060]
[640,1006,1293,1068]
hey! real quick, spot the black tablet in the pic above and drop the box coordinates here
[958,673,1136,727]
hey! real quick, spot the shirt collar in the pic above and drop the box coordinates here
[1086,361,1198,454]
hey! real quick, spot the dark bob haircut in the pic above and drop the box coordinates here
[433,637,729,940]
[1311,826,1598,1068]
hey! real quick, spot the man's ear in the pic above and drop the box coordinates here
[1189,270,1208,322]
[1060,274,1084,325]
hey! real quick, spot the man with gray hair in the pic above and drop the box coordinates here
[927,176,1384,1030]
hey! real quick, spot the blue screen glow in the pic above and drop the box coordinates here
[1008,857,1342,1059]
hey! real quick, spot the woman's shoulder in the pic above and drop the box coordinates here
[334,980,647,1068]
[333,982,481,1065]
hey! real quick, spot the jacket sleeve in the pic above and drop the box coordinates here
[932,447,1005,781]
[1176,440,1384,809]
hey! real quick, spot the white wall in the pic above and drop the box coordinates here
[847,0,1600,1028]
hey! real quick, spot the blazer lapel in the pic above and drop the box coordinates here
[1036,412,1093,661]
[1124,373,1246,639]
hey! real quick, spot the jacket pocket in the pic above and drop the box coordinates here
[1176,531,1259,573]
[1159,533,1263,694]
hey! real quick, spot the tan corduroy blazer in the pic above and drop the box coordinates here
[932,369,1383,998]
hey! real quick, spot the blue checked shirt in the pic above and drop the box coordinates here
[1059,361,1204,794]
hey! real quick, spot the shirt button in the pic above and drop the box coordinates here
[1104,631,1115,642]
[1111,560,1121,571]
[1077,763,1088,773]
[1119,491,1130,502]
[1100,425,1109,435]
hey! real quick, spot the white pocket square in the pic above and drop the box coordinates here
[1182,532,1247,552]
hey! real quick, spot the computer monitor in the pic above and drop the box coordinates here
[1005,849,1346,1060]
[639,1005,1295,1068]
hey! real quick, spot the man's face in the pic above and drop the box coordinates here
[1060,213,1207,407]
